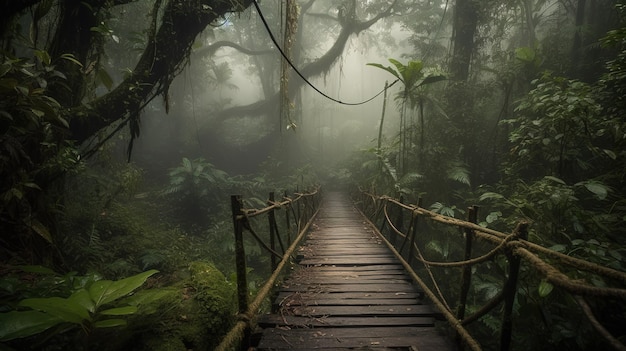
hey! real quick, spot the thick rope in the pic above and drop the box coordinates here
[409,232,512,268]
[514,246,626,299]
[383,203,451,311]
[360,210,482,351]
[574,295,626,351]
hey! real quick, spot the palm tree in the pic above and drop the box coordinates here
[367,59,446,175]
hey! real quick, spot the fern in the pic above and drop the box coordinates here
[139,249,167,270]
[446,161,470,186]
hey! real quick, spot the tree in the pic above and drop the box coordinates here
[367,58,446,175]
[1,0,255,262]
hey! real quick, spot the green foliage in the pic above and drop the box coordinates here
[163,157,229,198]
[0,52,82,258]
[505,72,602,179]
[367,58,447,177]
[430,202,464,218]
[367,59,447,98]
[0,269,158,342]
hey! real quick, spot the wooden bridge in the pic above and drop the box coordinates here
[255,191,455,350]
[216,188,626,351]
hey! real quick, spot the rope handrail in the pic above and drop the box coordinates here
[215,204,320,351]
[360,211,482,351]
[239,188,318,218]
[367,192,626,282]
[359,191,626,351]
[216,187,321,351]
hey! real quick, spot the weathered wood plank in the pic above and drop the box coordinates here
[299,257,400,265]
[275,292,422,301]
[258,315,434,328]
[289,305,437,317]
[280,283,416,293]
[257,327,454,349]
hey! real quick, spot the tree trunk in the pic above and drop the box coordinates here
[446,0,479,185]
[449,0,478,81]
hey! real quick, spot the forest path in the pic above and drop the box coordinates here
[254,191,457,350]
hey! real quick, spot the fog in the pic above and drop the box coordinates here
[130,3,413,178]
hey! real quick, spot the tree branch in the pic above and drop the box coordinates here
[214,0,397,121]
[196,40,273,57]
[69,0,254,143]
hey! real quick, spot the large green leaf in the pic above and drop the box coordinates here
[89,270,158,308]
[366,62,401,81]
[581,181,608,200]
[93,319,127,328]
[99,306,138,316]
[0,310,61,341]
[68,288,95,313]
[417,74,447,88]
[19,297,89,324]
[538,279,554,297]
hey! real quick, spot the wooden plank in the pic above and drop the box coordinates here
[299,257,400,265]
[297,264,405,271]
[284,278,410,286]
[286,275,410,283]
[276,292,423,301]
[294,270,407,277]
[280,283,417,293]
[276,297,419,306]
[258,315,434,328]
[257,327,452,349]
[289,305,436,317]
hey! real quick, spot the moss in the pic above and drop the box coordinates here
[185,261,236,347]
[125,262,236,351]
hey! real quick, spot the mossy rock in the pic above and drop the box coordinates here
[126,262,236,351]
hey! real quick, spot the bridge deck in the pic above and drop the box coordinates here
[255,192,456,350]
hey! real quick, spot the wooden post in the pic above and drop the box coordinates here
[392,195,404,247]
[378,199,387,236]
[231,195,248,314]
[499,222,528,351]
[457,205,478,347]
[268,192,278,272]
[284,191,291,245]
[407,197,422,266]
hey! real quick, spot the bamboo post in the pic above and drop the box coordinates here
[499,222,529,351]
[230,195,248,314]
[268,192,278,272]
[457,205,478,347]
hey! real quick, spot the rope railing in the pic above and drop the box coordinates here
[358,191,626,351]
[215,187,321,351]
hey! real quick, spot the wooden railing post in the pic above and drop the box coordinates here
[407,197,422,266]
[457,205,478,347]
[499,222,528,351]
[284,191,292,245]
[392,195,404,246]
[268,192,278,272]
[231,195,248,314]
